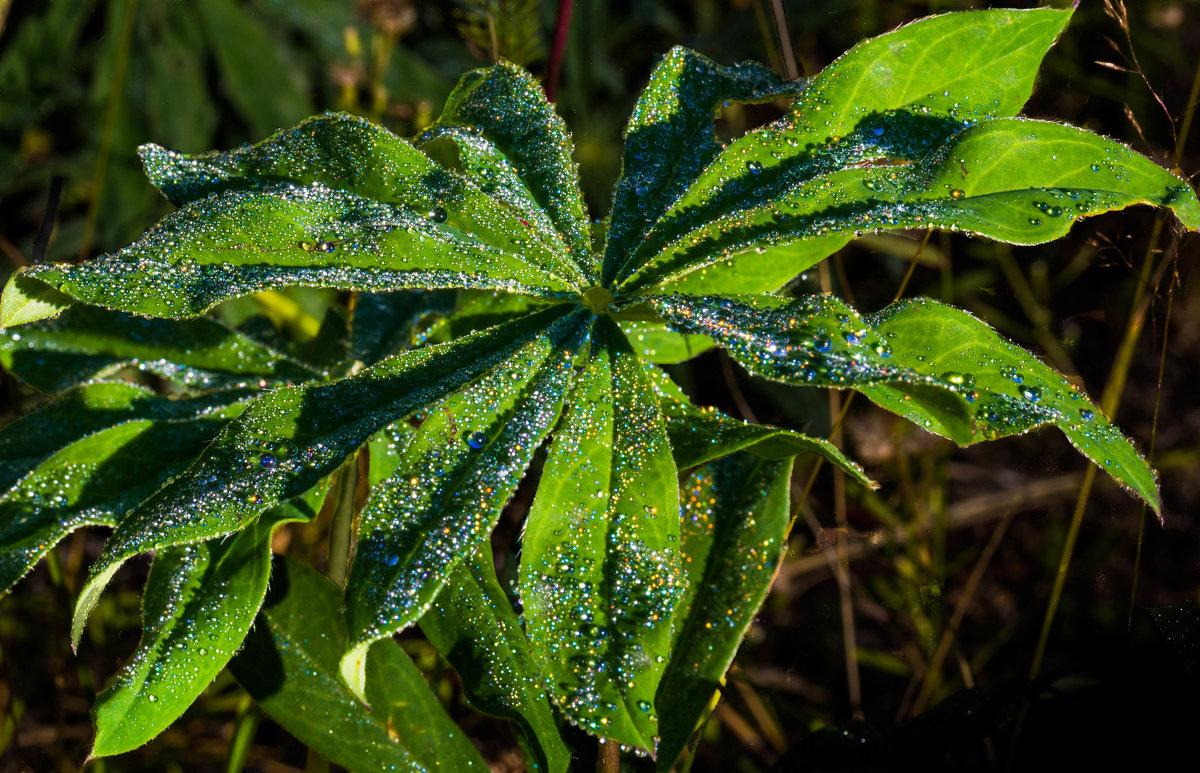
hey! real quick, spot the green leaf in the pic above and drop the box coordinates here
[602,46,803,286]
[618,320,716,364]
[92,506,305,757]
[69,306,574,648]
[0,272,73,327]
[655,453,792,770]
[195,0,312,139]
[348,290,456,369]
[860,298,1160,511]
[18,181,574,319]
[520,318,682,752]
[652,293,1159,511]
[644,365,875,488]
[0,386,249,596]
[623,118,1200,295]
[420,542,571,773]
[340,310,588,695]
[0,305,319,394]
[229,556,487,771]
[650,293,975,443]
[431,62,594,275]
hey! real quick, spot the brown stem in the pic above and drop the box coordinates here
[545,0,574,102]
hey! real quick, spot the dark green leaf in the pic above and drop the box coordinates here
[195,0,312,139]
[655,453,792,770]
[602,46,803,286]
[230,556,487,771]
[348,290,456,369]
[341,310,589,696]
[431,62,594,275]
[520,318,682,752]
[0,305,319,394]
[92,506,305,757]
[69,306,574,647]
[421,542,571,773]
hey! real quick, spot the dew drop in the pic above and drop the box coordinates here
[746,160,764,175]
[429,206,448,223]
[465,431,488,450]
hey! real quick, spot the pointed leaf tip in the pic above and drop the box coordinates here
[340,641,371,706]
[1,272,74,327]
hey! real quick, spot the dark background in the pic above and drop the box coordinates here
[1,1,1198,770]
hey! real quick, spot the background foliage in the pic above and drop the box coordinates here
[1,0,1198,770]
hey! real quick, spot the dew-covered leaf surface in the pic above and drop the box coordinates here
[426,62,593,277]
[653,453,792,770]
[340,311,588,695]
[91,505,304,757]
[652,293,1158,510]
[0,385,250,595]
[859,298,1159,511]
[13,180,572,321]
[229,556,487,771]
[0,305,319,394]
[650,293,975,442]
[601,46,803,286]
[645,365,874,487]
[421,543,571,773]
[520,318,682,752]
[70,307,572,647]
[621,119,1200,296]
[348,289,456,369]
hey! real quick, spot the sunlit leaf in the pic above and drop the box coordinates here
[654,453,792,770]
[0,273,73,327]
[421,543,571,773]
[92,506,306,757]
[230,556,487,770]
[622,119,1200,295]
[340,310,589,697]
[618,320,716,364]
[520,318,682,752]
[652,293,1158,511]
[429,62,593,276]
[602,46,803,286]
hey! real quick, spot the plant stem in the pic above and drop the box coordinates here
[599,737,620,773]
[225,695,259,773]
[545,0,574,102]
[325,457,359,587]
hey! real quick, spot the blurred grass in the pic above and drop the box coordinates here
[1,0,1198,770]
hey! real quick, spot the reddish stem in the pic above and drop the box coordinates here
[545,0,573,102]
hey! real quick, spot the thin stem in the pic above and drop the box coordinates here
[225,695,259,773]
[545,0,574,102]
[600,737,620,773]
[79,0,140,262]
[768,0,800,80]
[325,457,359,587]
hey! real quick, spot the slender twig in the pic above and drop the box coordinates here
[544,0,573,102]
[79,0,139,262]
[33,175,63,264]
[768,0,799,81]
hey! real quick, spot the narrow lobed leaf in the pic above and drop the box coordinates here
[69,306,575,647]
[602,46,803,285]
[654,453,793,770]
[1,305,320,394]
[91,506,305,757]
[340,310,590,697]
[520,317,683,753]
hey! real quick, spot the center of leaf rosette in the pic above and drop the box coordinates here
[580,286,615,315]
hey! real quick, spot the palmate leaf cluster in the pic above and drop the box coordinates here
[1,6,1197,769]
